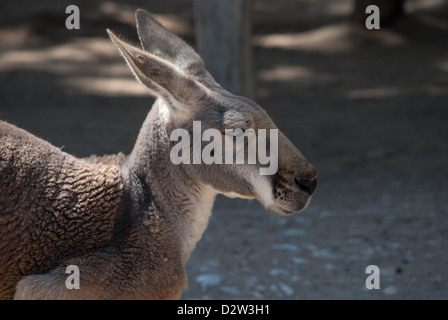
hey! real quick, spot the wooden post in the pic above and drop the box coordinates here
[194,0,253,98]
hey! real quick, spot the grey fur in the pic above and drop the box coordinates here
[0,9,316,299]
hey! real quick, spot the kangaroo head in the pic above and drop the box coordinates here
[108,9,317,214]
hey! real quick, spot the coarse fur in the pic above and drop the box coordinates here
[0,9,317,299]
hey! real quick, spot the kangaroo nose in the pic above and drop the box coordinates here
[295,176,317,195]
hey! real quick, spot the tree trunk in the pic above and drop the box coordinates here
[194,0,253,98]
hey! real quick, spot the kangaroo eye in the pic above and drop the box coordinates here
[225,128,245,137]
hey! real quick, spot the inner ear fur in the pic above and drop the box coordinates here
[135,9,221,90]
[107,29,205,107]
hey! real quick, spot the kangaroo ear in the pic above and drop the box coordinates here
[135,9,220,90]
[107,29,205,112]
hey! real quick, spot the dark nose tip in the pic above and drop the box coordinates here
[295,176,317,195]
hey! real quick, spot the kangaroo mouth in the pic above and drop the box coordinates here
[268,195,312,215]
[268,204,294,215]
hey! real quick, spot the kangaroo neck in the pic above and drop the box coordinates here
[125,100,217,263]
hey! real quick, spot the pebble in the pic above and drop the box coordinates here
[384,285,398,295]
[270,268,290,276]
[304,243,317,251]
[196,274,223,289]
[220,286,240,295]
[279,283,295,296]
[312,248,336,259]
[292,257,309,264]
[272,243,300,251]
[284,229,304,237]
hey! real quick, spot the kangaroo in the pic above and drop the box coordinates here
[2,9,317,299]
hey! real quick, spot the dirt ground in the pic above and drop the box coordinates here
[1,0,447,299]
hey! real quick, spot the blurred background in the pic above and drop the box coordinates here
[0,0,447,299]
